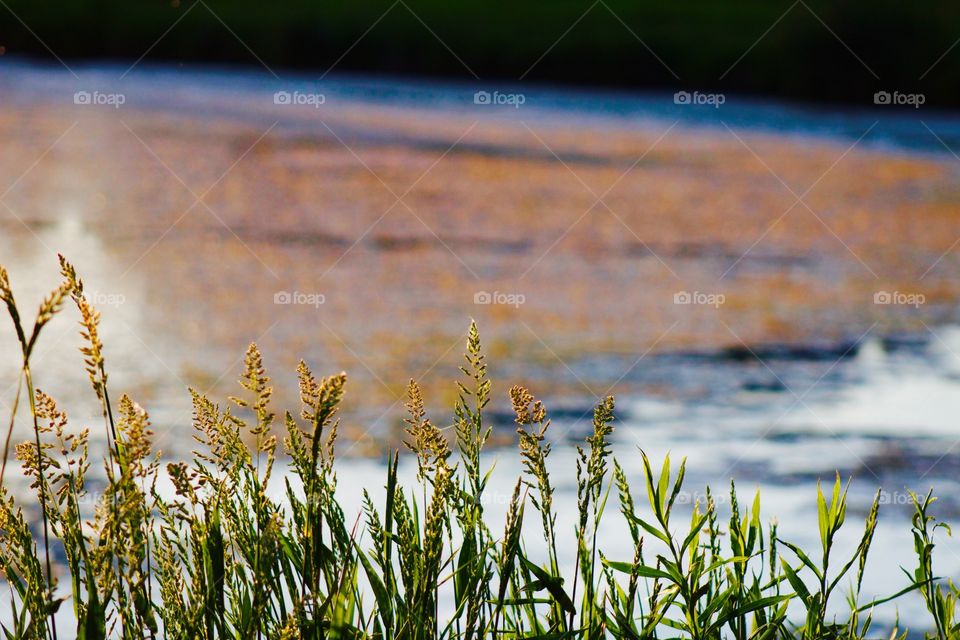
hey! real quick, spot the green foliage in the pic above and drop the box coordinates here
[0,258,956,639]
[2,1,960,105]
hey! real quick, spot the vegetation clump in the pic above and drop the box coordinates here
[0,258,956,639]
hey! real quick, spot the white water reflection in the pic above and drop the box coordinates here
[0,212,191,465]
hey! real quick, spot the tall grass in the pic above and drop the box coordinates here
[0,257,956,639]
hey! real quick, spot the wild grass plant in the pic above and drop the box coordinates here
[0,257,957,639]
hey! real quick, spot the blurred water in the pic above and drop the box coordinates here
[7,58,960,153]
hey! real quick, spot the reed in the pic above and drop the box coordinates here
[0,257,955,639]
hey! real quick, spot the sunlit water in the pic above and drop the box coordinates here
[1,59,960,632]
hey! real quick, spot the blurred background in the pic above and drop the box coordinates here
[2,0,960,620]
[2,0,959,104]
